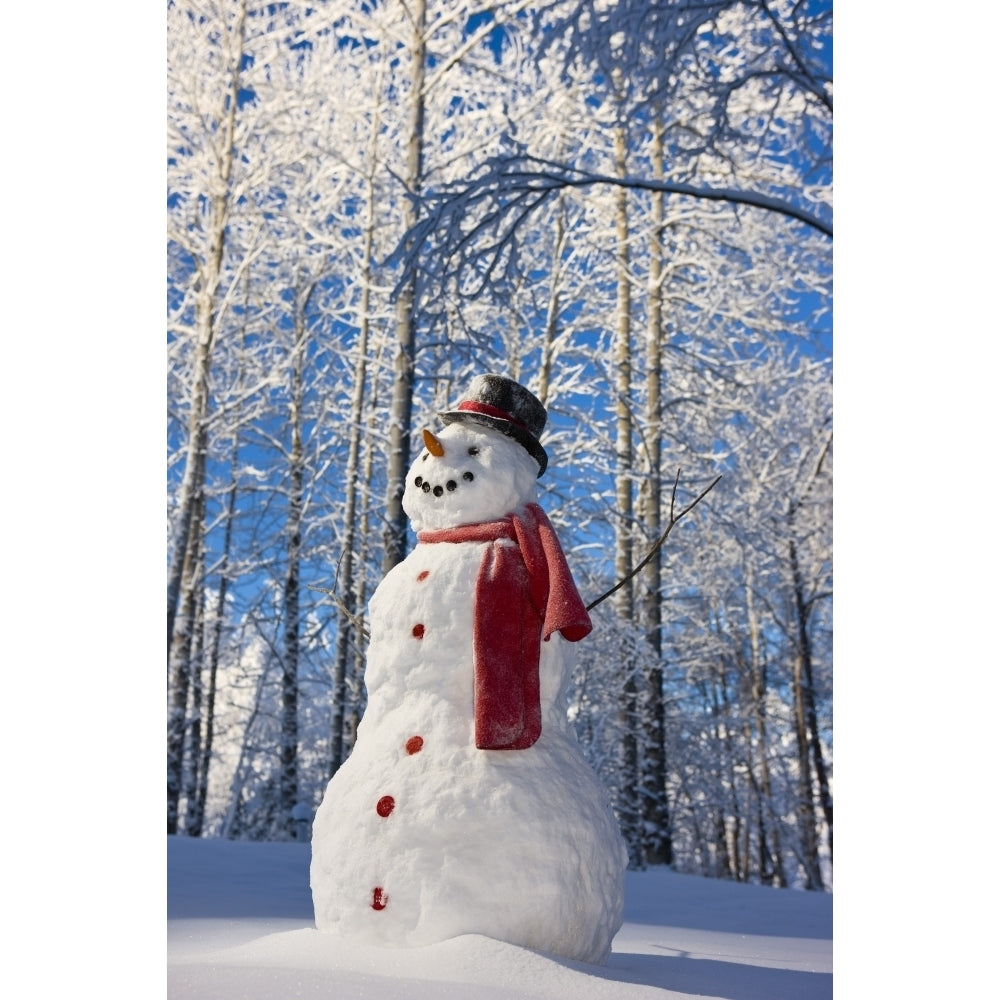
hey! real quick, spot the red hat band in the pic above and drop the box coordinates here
[456,399,530,433]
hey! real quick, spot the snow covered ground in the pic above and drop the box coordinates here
[167,836,832,999]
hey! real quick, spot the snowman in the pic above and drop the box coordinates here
[311,374,628,965]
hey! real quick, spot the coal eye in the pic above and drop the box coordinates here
[467,446,479,456]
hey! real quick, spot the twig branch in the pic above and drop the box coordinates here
[586,471,722,612]
[307,578,371,641]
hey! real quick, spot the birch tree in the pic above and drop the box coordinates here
[636,114,671,866]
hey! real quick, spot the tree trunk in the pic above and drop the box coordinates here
[382,0,427,573]
[611,121,641,866]
[792,637,823,890]
[537,192,567,408]
[707,672,737,879]
[788,434,833,883]
[280,303,311,836]
[612,124,633,608]
[744,566,787,887]
[182,577,207,835]
[790,534,832,878]
[167,484,206,833]
[330,80,384,776]
[193,428,241,834]
[790,544,823,890]
[347,364,384,757]
[329,367,364,777]
[718,664,744,881]
[638,116,671,867]
[640,117,665,649]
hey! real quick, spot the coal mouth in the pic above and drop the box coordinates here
[413,471,475,498]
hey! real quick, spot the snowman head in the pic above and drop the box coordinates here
[403,421,540,531]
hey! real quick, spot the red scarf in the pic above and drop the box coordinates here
[418,503,592,750]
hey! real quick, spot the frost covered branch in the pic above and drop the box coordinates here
[391,153,831,302]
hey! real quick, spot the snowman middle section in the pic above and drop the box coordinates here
[365,534,513,749]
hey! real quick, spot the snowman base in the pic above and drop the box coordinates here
[311,719,627,965]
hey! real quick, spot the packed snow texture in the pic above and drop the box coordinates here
[168,836,834,1000]
[311,422,627,963]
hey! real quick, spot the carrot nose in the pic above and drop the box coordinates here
[422,428,445,457]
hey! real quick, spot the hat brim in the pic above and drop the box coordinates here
[439,410,548,477]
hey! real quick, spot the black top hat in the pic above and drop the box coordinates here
[439,373,548,476]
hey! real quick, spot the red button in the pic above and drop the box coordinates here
[417,570,429,581]
[412,623,425,639]
[371,887,387,911]
[405,735,423,755]
[376,795,395,817]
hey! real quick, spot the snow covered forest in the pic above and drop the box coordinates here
[167,0,833,890]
